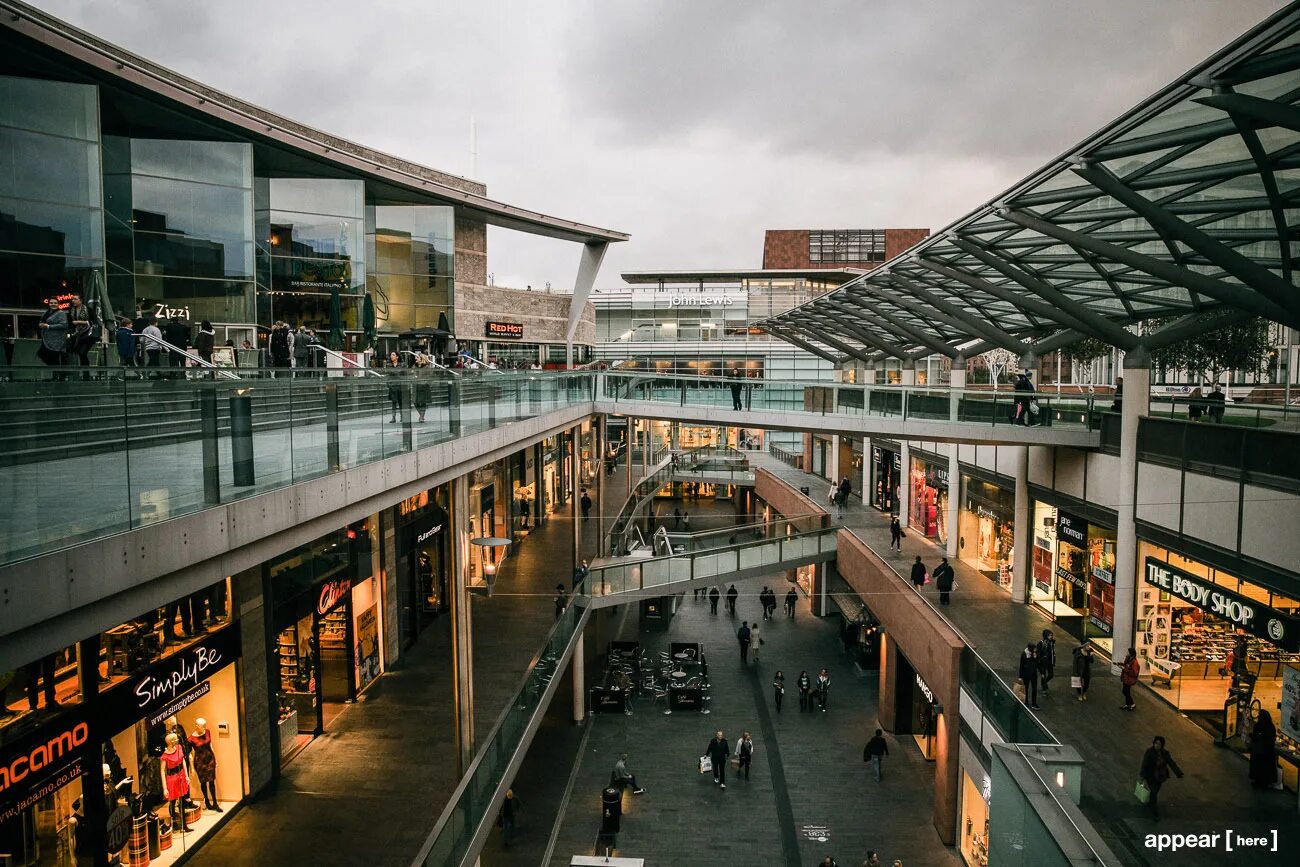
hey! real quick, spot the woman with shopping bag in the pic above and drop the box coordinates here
[1071,643,1094,701]
[1137,735,1183,819]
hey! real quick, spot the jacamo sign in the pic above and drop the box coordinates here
[0,708,89,822]
[485,321,524,340]
[101,625,241,733]
[1144,558,1299,652]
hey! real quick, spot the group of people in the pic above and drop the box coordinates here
[1014,629,1106,709]
[1184,384,1227,423]
[906,555,955,604]
[828,476,853,516]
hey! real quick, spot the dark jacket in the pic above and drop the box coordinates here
[705,737,730,763]
[709,588,720,601]
[163,319,190,350]
[115,326,136,361]
[1018,649,1038,682]
[910,562,927,585]
[270,326,290,359]
[726,587,738,602]
[1036,637,1056,672]
[786,589,797,607]
[933,562,954,592]
[195,329,215,359]
[1072,647,1094,678]
[1140,746,1183,787]
[797,673,811,694]
[864,735,889,759]
[737,625,751,645]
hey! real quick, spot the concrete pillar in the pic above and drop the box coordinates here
[572,630,585,722]
[379,508,400,668]
[231,565,273,794]
[864,363,875,386]
[948,357,966,422]
[1012,446,1030,603]
[861,436,872,507]
[828,434,841,482]
[946,362,966,558]
[879,634,898,732]
[598,416,608,557]
[626,419,634,491]
[899,440,911,526]
[450,475,475,771]
[571,427,582,564]
[1112,349,1151,666]
[899,359,917,386]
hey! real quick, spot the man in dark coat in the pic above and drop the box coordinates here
[933,557,955,605]
[1018,642,1041,709]
[909,556,927,588]
[1139,736,1184,819]
[737,622,751,664]
[162,316,191,368]
[705,731,731,788]
[1036,629,1057,693]
[863,729,890,782]
[709,586,721,615]
[726,584,738,615]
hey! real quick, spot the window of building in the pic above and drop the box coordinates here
[808,229,886,264]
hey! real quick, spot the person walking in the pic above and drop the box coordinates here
[785,587,797,618]
[933,557,955,605]
[816,668,831,712]
[1072,643,1094,701]
[37,297,69,369]
[889,516,903,551]
[729,368,744,411]
[580,489,592,522]
[673,507,682,530]
[828,482,839,513]
[613,753,646,794]
[706,731,731,789]
[737,622,751,665]
[798,670,812,712]
[292,325,310,370]
[1138,735,1184,820]
[734,732,756,780]
[863,729,889,782]
[749,623,762,663]
[142,318,164,369]
[909,556,927,589]
[195,320,216,365]
[572,559,589,589]
[1018,642,1041,710]
[115,318,137,368]
[709,586,721,615]
[726,584,738,615]
[1249,710,1279,790]
[163,315,191,369]
[682,512,690,531]
[1120,648,1140,711]
[499,788,520,847]
[773,671,785,712]
[1036,629,1057,694]
[553,584,566,620]
[758,586,770,621]
[1013,370,1035,426]
[838,476,852,515]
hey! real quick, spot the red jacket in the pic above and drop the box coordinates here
[1121,658,1140,685]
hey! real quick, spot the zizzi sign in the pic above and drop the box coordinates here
[100,624,241,736]
[1144,558,1299,651]
[485,321,524,340]
[151,303,191,321]
[318,578,352,615]
[0,710,89,820]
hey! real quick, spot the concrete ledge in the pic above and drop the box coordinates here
[0,406,591,669]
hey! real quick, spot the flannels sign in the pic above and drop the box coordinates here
[1144,558,1299,651]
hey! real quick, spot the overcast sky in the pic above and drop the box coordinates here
[39,0,1283,289]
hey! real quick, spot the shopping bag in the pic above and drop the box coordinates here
[1012,680,1027,702]
[1134,779,1150,804]
[698,756,712,774]
[729,757,741,769]
[1070,676,1083,689]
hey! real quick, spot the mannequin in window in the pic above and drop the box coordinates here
[159,733,192,832]
[188,717,221,811]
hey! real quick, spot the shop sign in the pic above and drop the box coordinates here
[1092,566,1114,585]
[915,672,935,704]
[417,523,444,544]
[146,680,211,728]
[99,625,240,736]
[871,446,881,463]
[1281,667,1300,743]
[971,504,1003,522]
[1056,510,1088,547]
[150,303,191,321]
[800,824,831,843]
[40,292,77,311]
[892,452,901,472]
[1144,558,1300,651]
[0,708,89,822]
[668,294,736,307]
[318,578,352,615]
[485,321,524,340]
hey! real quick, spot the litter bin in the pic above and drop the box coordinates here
[601,786,622,834]
[799,486,810,496]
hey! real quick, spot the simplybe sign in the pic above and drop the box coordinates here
[1144,558,1298,651]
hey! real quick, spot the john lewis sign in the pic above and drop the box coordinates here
[1144,558,1298,651]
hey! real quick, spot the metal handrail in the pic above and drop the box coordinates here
[398,349,460,376]
[316,345,381,376]
[457,351,506,374]
[139,334,240,380]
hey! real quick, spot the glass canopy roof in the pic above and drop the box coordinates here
[763,5,1300,364]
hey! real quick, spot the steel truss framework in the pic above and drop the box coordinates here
[763,4,1300,363]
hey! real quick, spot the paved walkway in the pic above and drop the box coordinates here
[542,571,960,867]
[189,457,626,866]
[750,451,1298,867]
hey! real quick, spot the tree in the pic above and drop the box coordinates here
[980,348,1018,391]
[1145,313,1270,386]
[1061,337,1113,391]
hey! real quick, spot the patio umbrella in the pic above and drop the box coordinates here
[362,292,376,350]
[436,311,451,355]
[88,269,116,335]
[328,283,344,350]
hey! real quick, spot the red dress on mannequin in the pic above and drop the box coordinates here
[161,745,190,800]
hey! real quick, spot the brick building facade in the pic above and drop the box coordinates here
[762,228,931,270]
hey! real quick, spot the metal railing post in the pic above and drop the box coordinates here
[199,384,220,506]
[325,383,341,471]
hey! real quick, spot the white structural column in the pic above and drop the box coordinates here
[829,435,841,483]
[861,436,872,508]
[899,440,911,527]
[899,359,917,386]
[946,362,966,558]
[449,475,475,772]
[571,629,585,722]
[1111,349,1151,666]
[597,416,607,557]
[1011,446,1031,602]
[565,241,608,368]
[571,427,582,565]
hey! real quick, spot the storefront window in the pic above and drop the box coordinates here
[908,456,949,544]
[98,580,231,692]
[958,476,1015,591]
[870,446,900,513]
[1137,544,1300,752]
[393,487,450,649]
[960,766,991,866]
[1029,502,1116,649]
[0,642,84,734]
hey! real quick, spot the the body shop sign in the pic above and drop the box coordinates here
[0,708,89,821]
[1144,558,1299,651]
[101,625,241,733]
